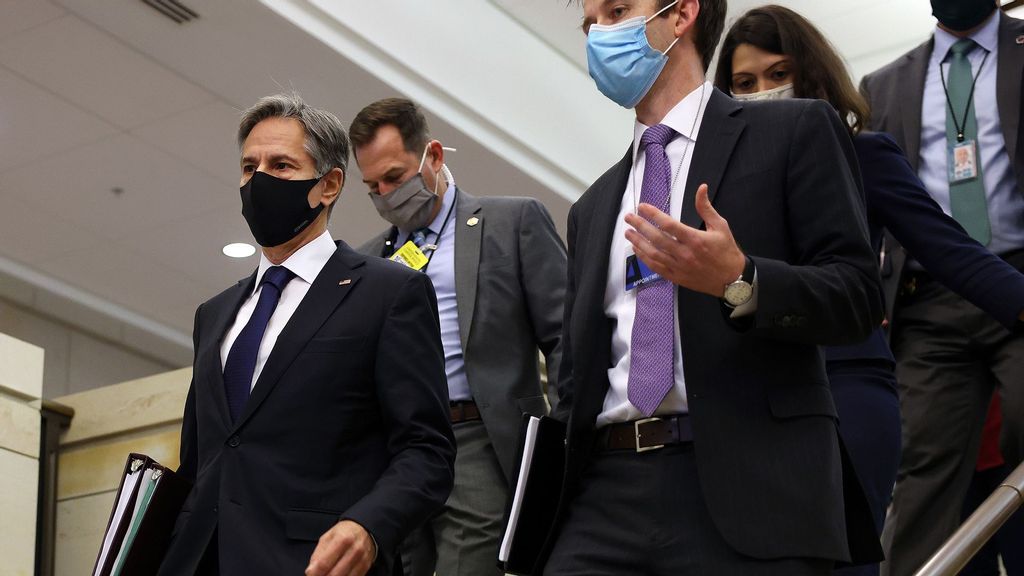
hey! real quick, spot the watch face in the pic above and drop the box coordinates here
[724,282,753,306]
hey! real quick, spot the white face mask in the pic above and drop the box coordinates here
[731,83,795,102]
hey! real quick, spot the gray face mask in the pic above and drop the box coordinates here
[369,144,441,231]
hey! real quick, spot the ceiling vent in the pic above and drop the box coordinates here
[141,0,199,24]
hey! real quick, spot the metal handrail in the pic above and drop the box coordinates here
[913,462,1024,576]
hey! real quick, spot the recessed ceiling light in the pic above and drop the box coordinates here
[222,243,256,258]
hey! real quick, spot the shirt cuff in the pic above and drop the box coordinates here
[729,269,758,318]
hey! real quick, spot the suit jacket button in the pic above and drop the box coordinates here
[228,436,240,447]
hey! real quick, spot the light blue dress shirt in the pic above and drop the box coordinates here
[918,12,1024,256]
[397,183,472,402]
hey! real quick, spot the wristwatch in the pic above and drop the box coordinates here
[722,256,755,308]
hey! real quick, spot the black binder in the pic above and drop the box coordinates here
[91,453,191,576]
[498,415,567,575]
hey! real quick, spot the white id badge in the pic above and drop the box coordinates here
[948,139,979,183]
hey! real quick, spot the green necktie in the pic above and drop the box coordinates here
[946,38,991,244]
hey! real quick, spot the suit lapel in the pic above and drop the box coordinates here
[574,147,632,422]
[204,275,254,428]
[900,40,932,171]
[454,189,482,352]
[997,12,1024,171]
[681,89,744,230]
[232,243,364,431]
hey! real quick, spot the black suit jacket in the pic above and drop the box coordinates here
[360,189,566,482]
[553,91,884,563]
[158,241,456,576]
[860,11,1024,324]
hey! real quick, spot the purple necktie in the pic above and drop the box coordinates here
[628,124,677,417]
[223,265,295,422]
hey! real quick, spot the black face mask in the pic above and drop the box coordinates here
[931,0,997,32]
[240,171,324,247]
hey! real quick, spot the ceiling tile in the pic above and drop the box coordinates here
[0,14,215,129]
[34,240,209,334]
[134,203,259,290]
[0,66,118,174]
[131,100,243,187]
[0,196,107,263]
[0,0,65,39]
[2,133,236,242]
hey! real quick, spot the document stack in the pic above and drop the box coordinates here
[91,453,190,576]
[498,415,566,575]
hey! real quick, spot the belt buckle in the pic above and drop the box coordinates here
[634,417,664,453]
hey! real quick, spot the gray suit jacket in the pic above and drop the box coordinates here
[360,188,566,482]
[860,11,1024,323]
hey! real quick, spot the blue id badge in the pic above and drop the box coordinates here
[625,253,663,291]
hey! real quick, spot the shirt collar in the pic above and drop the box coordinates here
[254,229,335,291]
[397,180,456,238]
[632,81,712,161]
[933,10,999,63]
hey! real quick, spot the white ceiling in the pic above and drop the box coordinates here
[0,0,1004,372]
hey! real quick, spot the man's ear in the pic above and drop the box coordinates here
[673,0,699,40]
[320,167,344,207]
[426,140,445,173]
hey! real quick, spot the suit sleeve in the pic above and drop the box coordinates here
[746,100,885,344]
[176,304,202,483]
[517,198,567,412]
[551,205,578,423]
[340,272,455,557]
[860,132,1024,329]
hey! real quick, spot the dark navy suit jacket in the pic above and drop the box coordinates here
[826,132,1024,365]
[158,242,455,576]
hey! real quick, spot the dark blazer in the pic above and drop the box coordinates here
[827,132,1024,365]
[159,242,456,576]
[553,91,884,563]
[360,189,566,482]
[860,11,1024,324]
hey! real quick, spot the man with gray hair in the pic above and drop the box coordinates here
[158,93,455,576]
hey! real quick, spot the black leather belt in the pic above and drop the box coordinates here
[450,401,481,424]
[595,415,693,453]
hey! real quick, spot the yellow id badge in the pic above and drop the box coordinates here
[390,241,429,271]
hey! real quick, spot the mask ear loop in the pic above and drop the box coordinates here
[421,144,459,194]
[644,0,678,23]
[644,1,680,55]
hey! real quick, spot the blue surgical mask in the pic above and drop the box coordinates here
[586,1,680,108]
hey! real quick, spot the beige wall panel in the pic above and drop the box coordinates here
[66,331,171,396]
[0,301,73,398]
[57,367,190,445]
[55,490,111,576]
[58,426,180,500]
[0,448,38,576]
[0,331,44,398]
[0,395,41,457]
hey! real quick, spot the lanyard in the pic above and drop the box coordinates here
[939,48,989,143]
[418,188,458,273]
[630,82,707,214]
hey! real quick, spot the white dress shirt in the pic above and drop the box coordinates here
[597,82,712,427]
[220,230,337,391]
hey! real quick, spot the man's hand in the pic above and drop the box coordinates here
[306,520,376,576]
[624,184,745,298]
